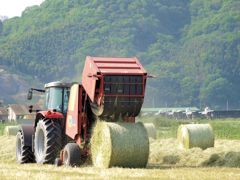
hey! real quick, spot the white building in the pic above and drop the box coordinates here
[0,107,8,122]
[8,104,42,122]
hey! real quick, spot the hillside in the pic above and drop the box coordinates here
[0,0,239,108]
[0,67,42,104]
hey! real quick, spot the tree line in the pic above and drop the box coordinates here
[0,0,239,109]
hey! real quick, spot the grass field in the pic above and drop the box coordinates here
[1,162,240,180]
[1,136,240,180]
[1,117,240,179]
[137,116,240,139]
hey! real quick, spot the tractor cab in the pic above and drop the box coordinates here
[44,81,72,114]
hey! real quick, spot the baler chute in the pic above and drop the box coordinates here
[82,56,147,121]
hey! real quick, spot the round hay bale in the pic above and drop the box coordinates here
[91,121,149,168]
[143,123,157,139]
[177,124,214,150]
[4,126,20,136]
[23,114,36,119]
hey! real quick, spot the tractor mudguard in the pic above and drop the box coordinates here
[20,125,34,147]
[37,111,64,119]
[34,111,64,128]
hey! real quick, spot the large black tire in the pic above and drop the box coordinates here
[34,118,62,164]
[16,130,35,163]
[63,143,81,167]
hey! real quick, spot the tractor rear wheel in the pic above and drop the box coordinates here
[16,130,35,163]
[63,143,81,166]
[34,118,62,164]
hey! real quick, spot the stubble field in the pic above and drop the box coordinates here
[1,117,240,179]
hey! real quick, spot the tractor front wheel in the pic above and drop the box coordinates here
[63,143,81,166]
[34,118,62,164]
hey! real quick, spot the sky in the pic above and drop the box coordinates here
[0,0,45,18]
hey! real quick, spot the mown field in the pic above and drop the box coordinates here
[1,117,240,179]
[138,116,240,139]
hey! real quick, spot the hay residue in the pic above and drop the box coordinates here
[1,132,240,168]
[91,121,149,168]
[0,136,16,162]
[149,138,240,167]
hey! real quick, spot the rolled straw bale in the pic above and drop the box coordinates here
[23,114,36,119]
[91,121,149,168]
[4,126,20,136]
[177,124,214,150]
[143,123,157,139]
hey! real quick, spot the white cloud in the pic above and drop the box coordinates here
[0,0,45,18]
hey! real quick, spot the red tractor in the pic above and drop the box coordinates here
[16,56,150,166]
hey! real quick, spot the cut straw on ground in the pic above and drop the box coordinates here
[0,136,16,162]
[149,138,240,167]
[1,135,240,168]
[1,162,240,180]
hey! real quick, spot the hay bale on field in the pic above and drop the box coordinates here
[143,123,157,139]
[90,121,149,168]
[23,114,36,119]
[4,126,19,136]
[177,124,214,150]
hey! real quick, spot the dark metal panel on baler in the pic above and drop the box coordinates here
[83,56,147,120]
[102,75,144,119]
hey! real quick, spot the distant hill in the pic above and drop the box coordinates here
[0,0,239,109]
[0,67,43,105]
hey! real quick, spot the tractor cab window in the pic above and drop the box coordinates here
[63,88,70,112]
[44,88,50,110]
[44,87,70,113]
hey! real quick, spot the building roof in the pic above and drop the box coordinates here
[0,107,8,115]
[141,107,200,112]
[8,104,43,115]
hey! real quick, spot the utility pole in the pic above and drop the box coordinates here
[227,100,229,111]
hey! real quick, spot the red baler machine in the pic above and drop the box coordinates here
[17,56,151,167]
